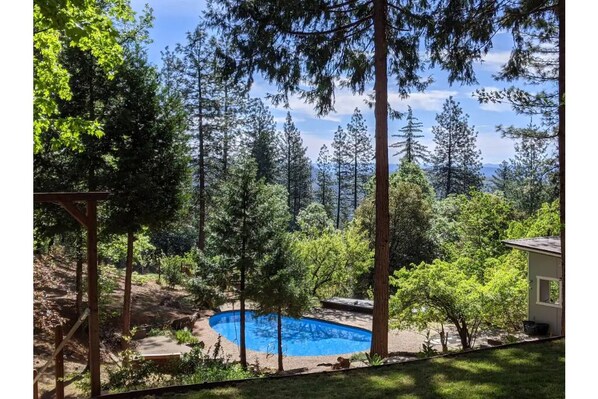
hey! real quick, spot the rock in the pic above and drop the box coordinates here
[487,338,503,346]
[332,357,351,370]
[170,312,200,331]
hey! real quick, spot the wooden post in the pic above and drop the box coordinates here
[55,326,64,399]
[33,370,38,399]
[87,200,101,397]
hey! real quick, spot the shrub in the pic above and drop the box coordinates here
[160,255,184,288]
[175,328,199,345]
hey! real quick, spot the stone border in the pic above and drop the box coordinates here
[98,336,564,398]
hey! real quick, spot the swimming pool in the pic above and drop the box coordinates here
[209,310,372,356]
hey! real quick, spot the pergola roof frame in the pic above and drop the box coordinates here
[35,191,109,398]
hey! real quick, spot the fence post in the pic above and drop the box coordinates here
[55,325,64,399]
[33,370,38,399]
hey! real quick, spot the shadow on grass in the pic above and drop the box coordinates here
[156,340,564,399]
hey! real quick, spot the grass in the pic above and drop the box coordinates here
[152,339,564,399]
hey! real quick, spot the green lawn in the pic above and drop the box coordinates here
[155,340,564,399]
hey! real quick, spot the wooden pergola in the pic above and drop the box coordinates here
[34,192,109,398]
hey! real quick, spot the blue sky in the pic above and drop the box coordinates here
[131,0,545,165]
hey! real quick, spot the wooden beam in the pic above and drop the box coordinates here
[34,192,110,203]
[59,201,90,228]
[55,326,64,399]
[87,200,101,397]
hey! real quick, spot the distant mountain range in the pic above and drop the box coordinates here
[310,163,500,188]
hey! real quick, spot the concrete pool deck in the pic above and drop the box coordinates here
[189,302,429,373]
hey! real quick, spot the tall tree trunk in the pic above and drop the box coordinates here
[558,0,565,336]
[122,231,135,348]
[223,85,229,177]
[446,130,452,198]
[354,152,358,210]
[239,253,247,369]
[277,308,284,372]
[198,71,206,251]
[336,163,341,229]
[370,0,390,358]
[75,232,83,317]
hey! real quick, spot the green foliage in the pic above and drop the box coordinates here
[99,229,156,268]
[365,353,384,366]
[175,346,255,384]
[355,177,436,275]
[391,106,430,165]
[278,113,312,228]
[250,235,312,319]
[106,357,158,392]
[175,328,199,345]
[391,160,435,202]
[349,352,384,366]
[131,272,161,286]
[390,259,485,350]
[97,264,121,306]
[506,200,560,239]
[160,255,187,288]
[430,97,483,198]
[296,203,334,236]
[419,331,439,358]
[33,0,134,152]
[295,224,373,299]
[482,253,528,331]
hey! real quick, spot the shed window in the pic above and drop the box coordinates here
[537,276,562,308]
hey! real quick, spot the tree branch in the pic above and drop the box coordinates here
[287,14,371,36]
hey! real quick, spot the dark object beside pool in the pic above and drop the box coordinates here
[320,297,374,314]
[523,320,550,336]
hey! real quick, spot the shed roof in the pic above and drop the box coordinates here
[502,236,561,257]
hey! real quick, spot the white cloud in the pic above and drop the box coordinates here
[476,130,516,163]
[476,50,511,71]
[388,90,459,112]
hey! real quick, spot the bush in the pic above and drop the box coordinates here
[175,345,255,384]
[175,328,199,345]
[185,251,227,309]
[160,255,185,288]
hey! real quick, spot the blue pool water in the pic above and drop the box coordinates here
[209,310,372,356]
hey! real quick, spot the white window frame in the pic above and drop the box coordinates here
[536,275,562,308]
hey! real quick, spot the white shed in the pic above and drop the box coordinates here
[503,236,562,336]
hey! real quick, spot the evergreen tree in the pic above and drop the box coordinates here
[391,106,429,164]
[315,145,335,219]
[208,0,516,358]
[430,97,483,198]
[249,235,311,372]
[175,23,220,251]
[102,44,190,345]
[210,35,250,178]
[278,112,312,228]
[332,126,351,229]
[244,98,278,183]
[510,132,555,216]
[208,156,289,369]
[346,108,374,211]
[490,161,514,195]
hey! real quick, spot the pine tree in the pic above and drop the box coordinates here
[208,0,517,358]
[249,235,311,372]
[175,23,220,251]
[490,161,513,195]
[315,145,335,219]
[210,35,250,178]
[510,129,555,216]
[332,126,351,229]
[208,156,290,369]
[102,44,190,346]
[430,97,483,198]
[391,106,429,164]
[244,98,279,184]
[346,108,374,211]
[278,112,312,228]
